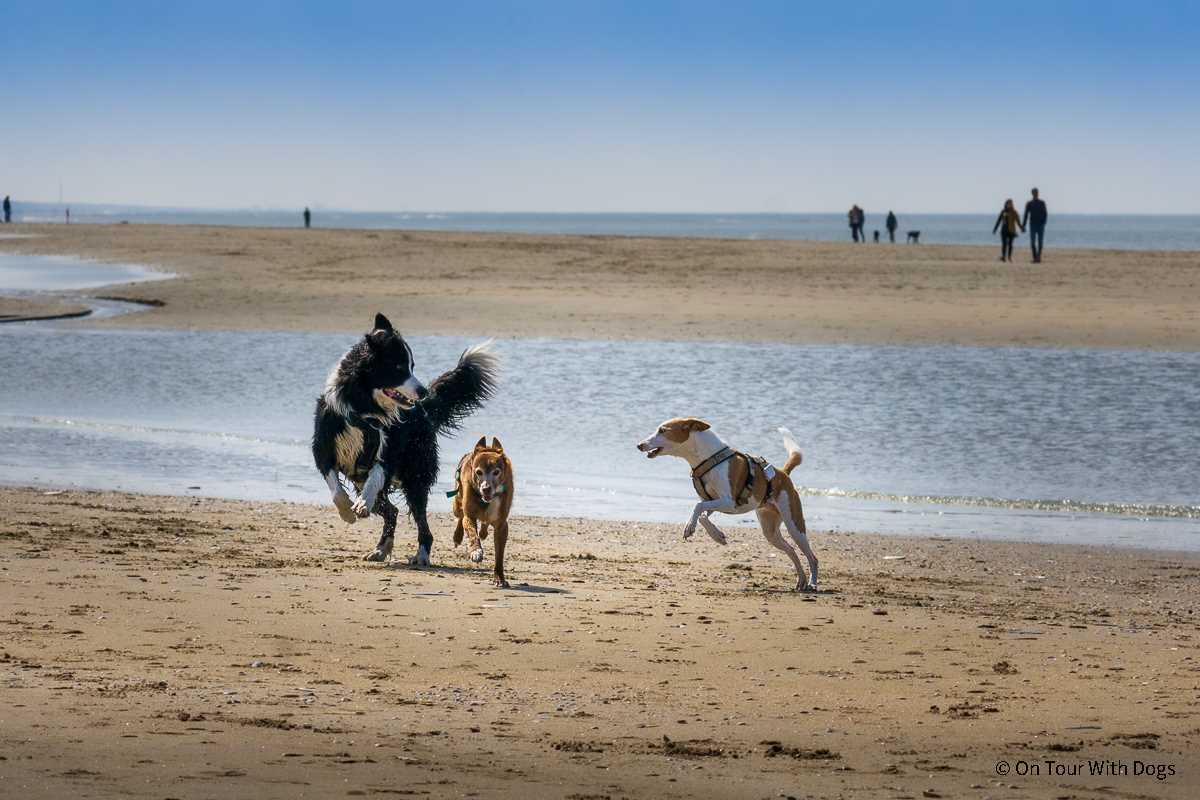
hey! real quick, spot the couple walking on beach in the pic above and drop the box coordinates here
[849,206,901,243]
[993,188,1049,263]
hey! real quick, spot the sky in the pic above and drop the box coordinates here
[2,1,1198,213]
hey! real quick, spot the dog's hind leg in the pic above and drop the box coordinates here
[778,493,818,590]
[399,480,434,568]
[364,494,397,562]
[756,506,808,591]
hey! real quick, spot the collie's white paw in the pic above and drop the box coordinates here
[409,546,431,568]
[470,547,485,563]
[333,492,357,523]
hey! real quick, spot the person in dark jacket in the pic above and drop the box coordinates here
[303,207,312,229]
[885,211,898,243]
[1022,188,1048,263]
[847,205,864,242]
[2,195,10,224]
[993,199,1023,262]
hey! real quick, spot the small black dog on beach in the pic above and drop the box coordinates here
[312,313,498,565]
[906,230,921,244]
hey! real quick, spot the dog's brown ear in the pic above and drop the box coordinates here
[682,418,711,433]
[474,436,488,451]
[490,438,503,453]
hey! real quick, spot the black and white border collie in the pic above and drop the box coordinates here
[312,313,499,565]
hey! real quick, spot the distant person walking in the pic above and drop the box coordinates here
[1022,188,1048,263]
[992,198,1023,262]
[2,195,11,223]
[885,210,897,243]
[303,207,311,229]
[848,205,865,242]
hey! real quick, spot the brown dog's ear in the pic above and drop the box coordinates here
[490,438,503,453]
[474,436,488,451]
[682,418,711,433]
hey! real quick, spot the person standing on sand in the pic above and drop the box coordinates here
[992,198,1023,262]
[886,210,897,243]
[303,207,311,229]
[3,195,11,223]
[848,205,865,242]
[1022,188,1048,263]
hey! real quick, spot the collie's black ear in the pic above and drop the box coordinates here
[373,313,394,332]
[490,438,503,453]
[474,436,488,451]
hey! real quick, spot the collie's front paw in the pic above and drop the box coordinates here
[352,499,371,518]
[333,492,357,523]
[682,523,696,540]
[469,547,485,564]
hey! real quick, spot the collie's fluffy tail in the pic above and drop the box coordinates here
[420,341,500,433]
[778,427,803,474]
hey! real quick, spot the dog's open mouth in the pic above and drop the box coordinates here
[382,387,416,408]
[644,447,662,459]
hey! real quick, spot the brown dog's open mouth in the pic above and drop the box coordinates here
[644,447,662,458]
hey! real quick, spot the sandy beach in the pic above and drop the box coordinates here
[3,223,1200,348]
[2,486,1198,799]
[4,224,1200,798]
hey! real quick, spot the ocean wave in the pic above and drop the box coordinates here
[800,486,1200,520]
[0,414,306,448]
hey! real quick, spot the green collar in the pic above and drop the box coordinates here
[446,483,506,501]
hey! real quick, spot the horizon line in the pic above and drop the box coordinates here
[9,199,1200,218]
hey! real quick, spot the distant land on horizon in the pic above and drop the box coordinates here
[8,200,1200,218]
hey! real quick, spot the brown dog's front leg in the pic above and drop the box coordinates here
[462,516,485,563]
[492,520,509,588]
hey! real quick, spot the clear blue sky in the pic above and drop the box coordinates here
[3,1,1198,213]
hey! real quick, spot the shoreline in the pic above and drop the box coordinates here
[3,477,1197,557]
[2,222,1199,350]
[3,485,1198,799]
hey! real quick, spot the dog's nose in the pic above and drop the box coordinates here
[416,385,428,400]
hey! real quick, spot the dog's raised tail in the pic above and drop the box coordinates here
[421,340,500,433]
[777,427,803,474]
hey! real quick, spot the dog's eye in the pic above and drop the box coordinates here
[474,469,483,477]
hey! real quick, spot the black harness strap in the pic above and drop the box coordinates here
[692,447,777,506]
[691,446,735,501]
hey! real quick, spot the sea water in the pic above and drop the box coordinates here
[10,203,1200,252]
[1,323,1198,551]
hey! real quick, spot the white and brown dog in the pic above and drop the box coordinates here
[637,418,818,591]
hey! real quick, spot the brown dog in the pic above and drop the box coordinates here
[451,437,514,587]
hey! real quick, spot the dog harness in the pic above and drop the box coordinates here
[691,446,775,507]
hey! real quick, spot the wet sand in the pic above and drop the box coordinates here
[0,295,91,324]
[3,223,1200,349]
[3,486,1198,799]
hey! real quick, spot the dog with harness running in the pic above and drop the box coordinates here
[637,418,818,591]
